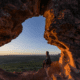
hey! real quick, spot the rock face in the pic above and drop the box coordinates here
[0,0,80,80]
[0,68,50,80]
[0,61,80,80]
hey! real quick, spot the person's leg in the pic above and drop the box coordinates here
[43,63,44,68]
[43,60,46,68]
[46,60,52,67]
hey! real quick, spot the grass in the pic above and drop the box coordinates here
[0,61,43,72]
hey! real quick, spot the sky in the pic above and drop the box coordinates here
[0,16,61,55]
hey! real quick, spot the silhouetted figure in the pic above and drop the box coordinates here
[43,51,52,68]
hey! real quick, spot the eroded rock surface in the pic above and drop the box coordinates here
[0,60,80,80]
[0,0,80,80]
[0,68,50,80]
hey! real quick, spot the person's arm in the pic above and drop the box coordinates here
[45,57,48,63]
[46,57,48,59]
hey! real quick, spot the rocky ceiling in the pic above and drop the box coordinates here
[0,0,80,80]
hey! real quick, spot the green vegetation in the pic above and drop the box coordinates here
[0,54,60,73]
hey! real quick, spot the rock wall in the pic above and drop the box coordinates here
[0,0,80,80]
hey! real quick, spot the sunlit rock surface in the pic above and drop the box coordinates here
[0,0,80,80]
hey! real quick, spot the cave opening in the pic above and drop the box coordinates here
[0,16,61,73]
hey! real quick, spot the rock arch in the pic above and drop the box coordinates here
[0,0,80,80]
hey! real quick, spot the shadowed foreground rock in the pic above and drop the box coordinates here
[0,61,79,80]
[0,68,49,80]
[0,0,80,80]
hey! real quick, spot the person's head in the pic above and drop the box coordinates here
[46,51,49,56]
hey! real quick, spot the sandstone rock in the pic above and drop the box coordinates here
[0,0,80,80]
[33,68,47,80]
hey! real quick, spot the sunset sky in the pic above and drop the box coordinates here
[0,16,61,55]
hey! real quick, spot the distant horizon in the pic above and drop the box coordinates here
[0,51,61,56]
[0,52,61,56]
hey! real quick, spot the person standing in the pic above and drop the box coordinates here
[43,51,52,68]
